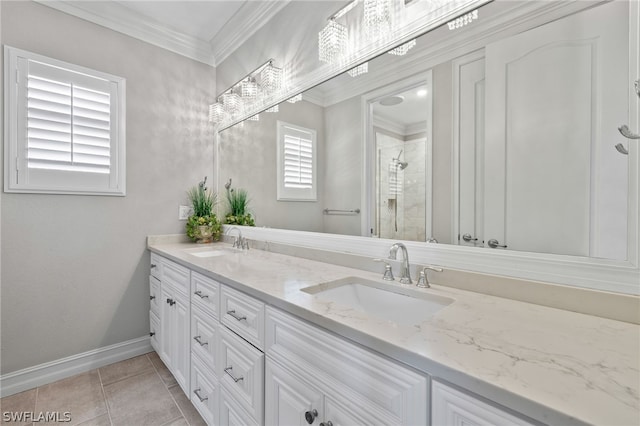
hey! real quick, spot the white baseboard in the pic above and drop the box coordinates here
[0,336,152,398]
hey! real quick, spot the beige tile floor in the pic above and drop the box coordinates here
[0,352,206,426]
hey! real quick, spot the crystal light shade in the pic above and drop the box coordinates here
[261,62,282,93]
[363,0,392,39]
[318,18,347,64]
[266,105,279,113]
[388,39,416,56]
[221,92,241,114]
[208,102,225,123]
[287,94,303,104]
[248,114,260,121]
[241,78,258,98]
[347,62,368,77]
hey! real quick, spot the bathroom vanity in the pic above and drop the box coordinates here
[147,239,639,426]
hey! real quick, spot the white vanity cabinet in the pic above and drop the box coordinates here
[265,307,428,426]
[157,257,191,396]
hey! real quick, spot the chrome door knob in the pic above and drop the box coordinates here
[462,233,478,242]
[305,409,318,424]
[487,239,507,248]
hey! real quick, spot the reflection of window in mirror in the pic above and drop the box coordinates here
[276,121,317,201]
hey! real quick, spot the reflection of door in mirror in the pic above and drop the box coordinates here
[370,81,431,242]
[453,1,629,260]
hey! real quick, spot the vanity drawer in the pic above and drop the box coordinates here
[191,271,219,319]
[149,275,161,315]
[266,307,427,425]
[149,311,160,352]
[191,355,219,426]
[161,258,189,295]
[221,285,265,350]
[150,253,162,280]
[220,386,260,426]
[219,326,264,424]
[191,304,219,375]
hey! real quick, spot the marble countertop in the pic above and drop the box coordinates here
[148,242,639,426]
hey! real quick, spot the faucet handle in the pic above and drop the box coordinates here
[373,259,395,281]
[416,266,443,288]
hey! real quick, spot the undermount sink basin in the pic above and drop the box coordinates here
[184,247,237,258]
[302,277,453,326]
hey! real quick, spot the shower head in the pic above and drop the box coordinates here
[398,161,409,170]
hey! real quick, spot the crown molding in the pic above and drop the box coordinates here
[373,116,406,136]
[34,0,217,65]
[210,0,291,66]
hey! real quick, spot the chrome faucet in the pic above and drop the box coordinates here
[388,242,412,284]
[226,226,249,250]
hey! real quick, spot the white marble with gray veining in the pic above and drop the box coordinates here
[148,241,640,426]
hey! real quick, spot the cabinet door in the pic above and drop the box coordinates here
[265,359,324,426]
[172,292,190,396]
[432,381,535,426]
[159,286,174,367]
[220,389,260,426]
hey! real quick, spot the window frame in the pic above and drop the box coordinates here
[276,120,317,202]
[4,46,126,196]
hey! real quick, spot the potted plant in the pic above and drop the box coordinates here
[186,177,222,243]
[224,179,256,226]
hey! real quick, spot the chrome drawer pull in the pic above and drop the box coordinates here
[226,310,247,321]
[149,332,155,337]
[224,366,244,382]
[193,388,208,402]
[194,290,209,299]
[150,263,157,268]
[320,422,333,426]
[193,336,208,346]
[150,295,155,300]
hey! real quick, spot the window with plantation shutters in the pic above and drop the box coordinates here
[277,121,317,201]
[5,46,126,195]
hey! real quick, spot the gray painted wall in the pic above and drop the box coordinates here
[1,1,216,374]
[217,100,325,232]
[322,97,362,236]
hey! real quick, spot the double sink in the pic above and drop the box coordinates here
[184,246,453,326]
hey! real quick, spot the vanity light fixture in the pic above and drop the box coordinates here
[388,39,416,56]
[363,0,393,39]
[287,94,303,103]
[209,102,225,123]
[260,60,283,93]
[221,91,241,115]
[416,88,427,97]
[241,77,258,99]
[319,18,348,65]
[348,62,369,77]
[208,58,282,124]
[447,9,478,30]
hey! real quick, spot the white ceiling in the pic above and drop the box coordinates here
[373,85,429,135]
[35,0,291,66]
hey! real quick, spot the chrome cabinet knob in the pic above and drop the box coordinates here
[487,239,507,249]
[320,422,333,426]
[462,233,478,242]
[150,295,155,300]
[305,409,318,424]
[149,332,155,337]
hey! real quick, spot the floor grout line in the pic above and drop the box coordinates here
[97,368,114,426]
[147,353,190,426]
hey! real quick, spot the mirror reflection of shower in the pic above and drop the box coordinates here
[372,82,430,241]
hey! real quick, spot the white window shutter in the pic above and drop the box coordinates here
[5,46,126,195]
[277,121,317,201]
